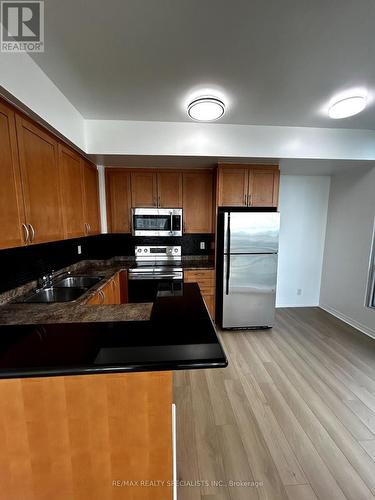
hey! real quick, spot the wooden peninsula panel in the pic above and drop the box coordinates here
[0,371,173,500]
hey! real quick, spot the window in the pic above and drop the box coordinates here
[366,219,375,309]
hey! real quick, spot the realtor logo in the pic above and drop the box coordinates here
[1,1,44,52]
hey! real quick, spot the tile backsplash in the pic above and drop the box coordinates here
[0,233,214,293]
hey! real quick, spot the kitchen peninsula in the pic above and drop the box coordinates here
[0,259,226,500]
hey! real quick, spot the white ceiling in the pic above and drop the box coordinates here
[31,0,375,129]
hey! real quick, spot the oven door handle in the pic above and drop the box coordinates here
[128,274,183,280]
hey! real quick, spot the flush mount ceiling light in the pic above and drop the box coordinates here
[328,95,367,119]
[187,96,225,121]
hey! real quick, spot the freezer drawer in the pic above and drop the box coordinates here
[222,253,278,328]
[224,212,280,254]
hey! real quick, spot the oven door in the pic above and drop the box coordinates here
[128,274,183,302]
[132,208,182,236]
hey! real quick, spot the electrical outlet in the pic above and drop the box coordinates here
[77,245,82,255]
[200,241,205,250]
[297,288,302,296]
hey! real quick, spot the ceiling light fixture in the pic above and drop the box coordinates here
[328,95,367,119]
[187,96,225,121]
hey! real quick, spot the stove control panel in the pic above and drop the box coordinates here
[135,245,181,259]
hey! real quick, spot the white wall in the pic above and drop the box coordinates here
[320,167,375,338]
[276,175,330,307]
[0,52,85,149]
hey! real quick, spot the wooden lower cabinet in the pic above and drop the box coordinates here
[0,371,173,500]
[184,269,216,321]
[86,272,126,305]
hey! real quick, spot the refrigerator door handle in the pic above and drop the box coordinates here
[225,214,231,295]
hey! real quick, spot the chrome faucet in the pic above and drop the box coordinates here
[37,269,70,289]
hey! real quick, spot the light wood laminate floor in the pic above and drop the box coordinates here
[174,307,375,500]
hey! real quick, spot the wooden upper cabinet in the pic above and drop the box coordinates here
[217,167,249,206]
[58,145,86,239]
[217,164,280,208]
[105,168,131,233]
[0,101,26,249]
[183,171,213,233]
[131,171,157,207]
[249,167,280,207]
[15,115,64,244]
[157,171,182,207]
[82,161,101,235]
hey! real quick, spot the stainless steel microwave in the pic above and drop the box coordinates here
[131,208,183,236]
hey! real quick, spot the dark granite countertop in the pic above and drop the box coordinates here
[0,283,227,378]
[0,256,215,325]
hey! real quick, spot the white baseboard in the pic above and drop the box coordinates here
[319,304,375,340]
[276,303,319,308]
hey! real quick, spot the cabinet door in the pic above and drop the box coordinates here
[105,169,131,233]
[0,101,26,249]
[183,171,213,233]
[157,171,182,207]
[217,167,248,206]
[102,279,116,304]
[82,161,101,235]
[112,273,121,304]
[86,291,101,305]
[131,171,157,207]
[16,115,63,244]
[58,145,85,238]
[249,167,280,207]
[119,270,128,304]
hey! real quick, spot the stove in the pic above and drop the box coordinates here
[128,246,183,302]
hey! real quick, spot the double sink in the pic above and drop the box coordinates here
[17,275,104,304]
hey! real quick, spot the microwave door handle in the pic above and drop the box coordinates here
[170,212,173,234]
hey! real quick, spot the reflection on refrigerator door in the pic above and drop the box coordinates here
[224,212,280,254]
[223,254,278,328]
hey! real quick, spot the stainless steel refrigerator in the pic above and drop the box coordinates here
[217,210,280,329]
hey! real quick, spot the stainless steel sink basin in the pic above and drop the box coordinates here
[22,287,87,303]
[54,276,103,288]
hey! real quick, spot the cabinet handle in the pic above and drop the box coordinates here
[28,223,35,243]
[248,194,252,206]
[22,223,30,244]
[88,223,92,233]
[99,290,105,304]
[244,194,247,206]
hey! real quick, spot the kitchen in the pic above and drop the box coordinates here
[1,1,375,499]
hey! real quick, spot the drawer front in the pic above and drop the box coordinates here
[184,270,215,280]
[184,276,215,286]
